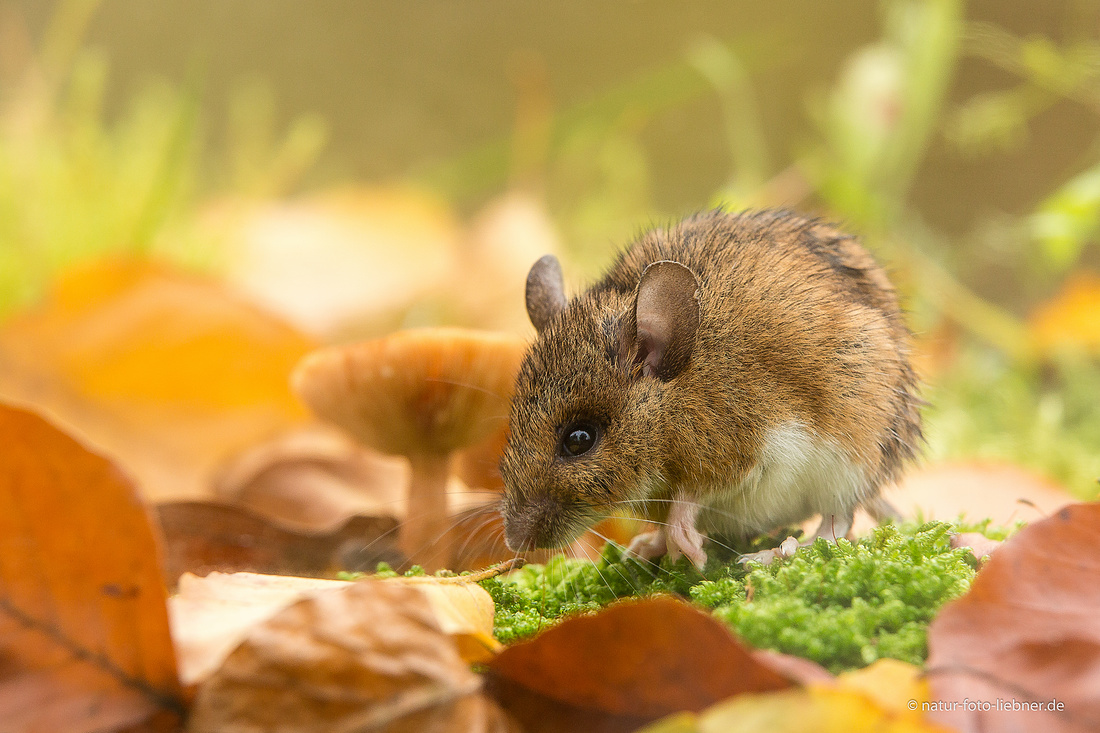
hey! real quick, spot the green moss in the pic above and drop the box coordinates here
[480,522,976,672]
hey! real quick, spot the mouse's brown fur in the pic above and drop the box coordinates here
[500,209,921,558]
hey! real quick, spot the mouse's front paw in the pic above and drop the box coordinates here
[626,530,667,562]
[666,521,707,570]
[738,535,800,566]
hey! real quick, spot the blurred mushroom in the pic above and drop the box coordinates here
[291,328,526,571]
[454,418,510,493]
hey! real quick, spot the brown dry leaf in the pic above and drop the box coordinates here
[926,502,1100,733]
[155,501,400,584]
[640,659,947,733]
[211,425,408,532]
[848,461,1077,536]
[170,572,348,687]
[1028,270,1100,357]
[0,403,184,732]
[171,571,502,689]
[485,596,793,733]
[749,649,834,686]
[186,578,516,733]
[0,259,315,502]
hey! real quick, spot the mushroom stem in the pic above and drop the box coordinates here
[401,452,453,572]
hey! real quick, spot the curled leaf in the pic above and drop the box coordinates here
[171,570,501,688]
[187,578,512,732]
[926,502,1100,733]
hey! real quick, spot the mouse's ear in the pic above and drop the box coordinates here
[526,254,567,332]
[621,260,700,380]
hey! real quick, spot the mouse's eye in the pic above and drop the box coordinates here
[559,422,599,457]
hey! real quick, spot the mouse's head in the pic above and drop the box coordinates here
[499,254,701,551]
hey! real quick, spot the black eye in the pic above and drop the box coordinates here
[559,422,599,457]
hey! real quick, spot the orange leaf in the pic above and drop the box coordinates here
[0,403,184,731]
[1028,271,1100,357]
[486,596,793,732]
[0,259,315,501]
[926,502,1100,733]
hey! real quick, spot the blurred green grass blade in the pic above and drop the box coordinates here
[39,0,103,88]
[416,32,785,206]
[129,62,203,251]
[879,0,962,210]
[687,36,772,195]
[1030,158,1100,271]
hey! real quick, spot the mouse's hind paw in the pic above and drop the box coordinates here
[738,535,800,566]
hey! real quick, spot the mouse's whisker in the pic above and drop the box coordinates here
[583,527,644,598]
[603,498,753,526]
[423,376,511,403]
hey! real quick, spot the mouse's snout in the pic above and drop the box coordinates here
[501,492,573,552]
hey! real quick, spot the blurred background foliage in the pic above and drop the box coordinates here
[1,0,1098,499]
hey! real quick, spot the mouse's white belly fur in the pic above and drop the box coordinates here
[698,421,868,537]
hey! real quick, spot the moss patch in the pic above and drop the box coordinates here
[479,522,976,673]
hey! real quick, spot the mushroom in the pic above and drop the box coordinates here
[290,327,526,571]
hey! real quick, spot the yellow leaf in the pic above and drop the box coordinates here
[388,575,502,664]
[638,660,950,733]
[837,659,930,715]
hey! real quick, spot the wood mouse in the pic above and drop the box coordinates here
[499,209,921,567]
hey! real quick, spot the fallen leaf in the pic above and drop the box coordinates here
[838,659,930,718]
[639,659,946,733]
[170,572,347,687]
[0,403,184,732]
[641,685,951,733]
[847,461,1077,536]
[0,259,315,502]
[171,570,504,688]
[926,502,1100,733]
[211,425,408,532]
[155,501,401,584]
[186,578,515,732]
[388,575,502,664]
[485,596,793,732]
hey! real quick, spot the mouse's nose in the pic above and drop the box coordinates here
[502,494,566,551]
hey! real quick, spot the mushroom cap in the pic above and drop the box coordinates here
[291,328,526,457]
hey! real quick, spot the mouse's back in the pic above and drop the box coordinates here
[594,209,920,486]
